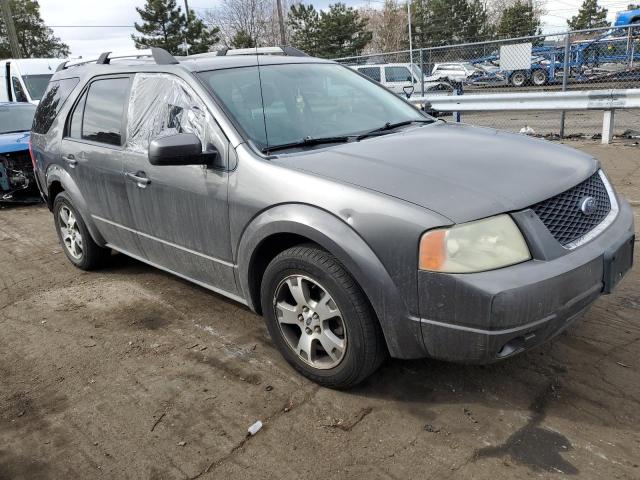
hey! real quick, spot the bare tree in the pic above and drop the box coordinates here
[203,0,293,47]
[360,0,408,54]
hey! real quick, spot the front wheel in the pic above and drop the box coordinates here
[510,71,527,87]
[260,244,387,389]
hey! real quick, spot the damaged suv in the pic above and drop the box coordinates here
[30,48,634,388]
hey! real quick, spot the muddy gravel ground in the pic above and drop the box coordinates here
[1,141,640,480]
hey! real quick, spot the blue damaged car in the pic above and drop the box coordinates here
[0,102,40,203]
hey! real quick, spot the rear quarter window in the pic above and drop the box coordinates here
[32,77,80,134]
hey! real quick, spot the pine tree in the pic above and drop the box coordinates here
[495,0,541,38]
[0,0,69,58]
[410,0,493,48]
[132,0,219,55]
[568,0,608,30]
[288,4,320,55]
[315,3,372,58]
[230,30,255,48]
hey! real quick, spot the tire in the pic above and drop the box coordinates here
[260,244,387,389]
[53,191,110,270]
[510,71,527,87]
[532,69,547,86]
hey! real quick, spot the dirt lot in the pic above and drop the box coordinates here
[1,140,639,480]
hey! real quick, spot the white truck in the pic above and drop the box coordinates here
[0,58,65,104]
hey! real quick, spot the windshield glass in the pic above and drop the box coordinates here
[0,104,36,133]
[22,74,53,101]
[197,63,428,151]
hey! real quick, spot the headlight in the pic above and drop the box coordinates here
[419,214,531,273]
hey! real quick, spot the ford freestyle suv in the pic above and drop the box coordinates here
[30,48,635,389]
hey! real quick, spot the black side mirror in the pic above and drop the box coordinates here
[403,85,415,99]
[148,133,217,166]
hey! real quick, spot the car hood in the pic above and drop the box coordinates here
[272,122,597,223]
[0,131,30,154]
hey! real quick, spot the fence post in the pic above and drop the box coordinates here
[420,49,425,96]
[602,110,615,145]
[559,32,570,138]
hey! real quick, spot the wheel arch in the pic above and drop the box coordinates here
[46,165,106,246]
[236,204,426,359]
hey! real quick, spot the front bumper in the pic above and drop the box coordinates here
[417,198,635,363]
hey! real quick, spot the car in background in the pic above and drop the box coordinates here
[430,62,480,82]
[614,8,640,27]
[0,58,64,105]
[351,63,453,96]
[0,102,40,203]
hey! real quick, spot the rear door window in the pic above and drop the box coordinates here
[357,67,381,82]
[385,66,411,83]
[32,77,80,134]
[81,77,130,146]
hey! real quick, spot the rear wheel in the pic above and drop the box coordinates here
[53,192,110,270]
[532,69,547,86]
[261,244,386,389]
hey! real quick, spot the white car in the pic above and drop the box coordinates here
[430,62,480,82]
[351,63,453,96]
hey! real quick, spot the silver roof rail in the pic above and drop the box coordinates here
[213,46,309,57]
[57,48,178,71]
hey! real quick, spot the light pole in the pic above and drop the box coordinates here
[407,1,413,72]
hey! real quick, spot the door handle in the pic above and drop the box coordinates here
[62,154,77,167]
[125,171,151,188]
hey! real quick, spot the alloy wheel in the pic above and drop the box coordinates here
[273,274,347,369]
[59,206,83,260]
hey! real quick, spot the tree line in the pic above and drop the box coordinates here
[0,0,636,60]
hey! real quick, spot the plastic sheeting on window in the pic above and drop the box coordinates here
[126,73,217,153]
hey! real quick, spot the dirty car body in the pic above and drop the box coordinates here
[0,102,40,203]
[30,50,634,387]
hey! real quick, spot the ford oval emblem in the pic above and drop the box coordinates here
[580,196,597,216]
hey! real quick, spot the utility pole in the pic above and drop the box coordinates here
[1,0,21,58]
[276,0,286,45]
[183,0,190,19]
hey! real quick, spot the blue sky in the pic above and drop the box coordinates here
[38,0,636,57]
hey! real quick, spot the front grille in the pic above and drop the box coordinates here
[531,171,611,246]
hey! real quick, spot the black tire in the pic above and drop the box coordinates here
[510,71,527,87]
[261,244,387,389]
[53,191,110,270]
[532,69,547,86]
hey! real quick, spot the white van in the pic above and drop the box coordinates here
[350,63,454,96]
[0,58,65,104]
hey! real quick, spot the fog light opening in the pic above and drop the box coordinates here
[497,336,526,358]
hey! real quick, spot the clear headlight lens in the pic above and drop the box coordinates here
[419,214,531,273]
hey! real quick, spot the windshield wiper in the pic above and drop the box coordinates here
[356,119,434,141]
[263,136,351,154]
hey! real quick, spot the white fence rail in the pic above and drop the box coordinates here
[409,89,640,144]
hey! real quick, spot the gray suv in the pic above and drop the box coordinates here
[30,48,634,388]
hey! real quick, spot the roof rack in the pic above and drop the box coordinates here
[56,47,179,71]
[214,46,309,57]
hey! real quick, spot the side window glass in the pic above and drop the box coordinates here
[32,77,80,134]
[358,67,381,82]
[82,77,129,146]
[12,77,28,102]
[385,67,411,82]
[126,73,223,155]
[68,91,86,139]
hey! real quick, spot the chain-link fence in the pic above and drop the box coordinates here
[334,25,640,139]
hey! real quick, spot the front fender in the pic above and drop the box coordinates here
[236,204,426,359]
[46,165,106,246]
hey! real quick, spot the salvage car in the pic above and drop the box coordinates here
[0,102,40,203]
[30,48,634,388]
